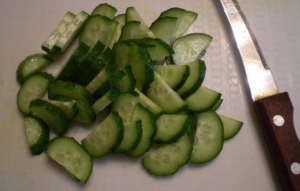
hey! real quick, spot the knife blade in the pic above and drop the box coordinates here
[219,0,300,190]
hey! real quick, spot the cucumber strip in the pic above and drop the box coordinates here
[173,33,212,65]
[29,99,69,136]
[82,112,124,158]
[56,42,90,82]
[150,17,178,44]
[191,111,224,163]
[114,120,143,153]
[126,104,157,157]
[212,99,223,111]
[47,100,78,120]
[176,60,206,98]
[154,114,190,143]
[24,116,49,155]
[92,88,120,114]
[42,12,75,53]
[185,86,222,112]
[17,54,53,83]
[116,65,136,92]
[86,64,112,93]
[110,14,126,48]
[46,137,93,183]
[91,3,117,19]
[154,64,189,90]
[55,11,90,52]
[135,88,163,117]
[17,73,53,114]
[219,114,243,140]
[119,21,141,41]
[48,81,94,105]
[147,72,187,114]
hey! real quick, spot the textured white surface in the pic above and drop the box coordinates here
[0,0,299,191]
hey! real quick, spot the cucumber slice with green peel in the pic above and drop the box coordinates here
[185,86,222,112]
[91,3,117,19]
[104,21,119,48]
[126,104,157,157]
[86,64,114,93]
[150,17,178,44]
[176,60,206,98]
[154,114,190,143]
[114,120,143,153]
[212,99,223,111]
[29,99,69,136]
[110,14,126,48]
[173,33,213,65]
[113,42,132,68]
[135,88,163,117]
[116,65,136,92]
[93,88,120,114]
[154,64,189,90]
[119,21,141,41]
[17,54,53,83]
[125,7,155,38]
[24,116,49,155]
[42,12,75,53]
[82,112,124,158]
[48,81,94,105]
[17,73,53,115]
[191,111,224,164]
[56,42,90,82]
[146,72,187,114]
[219,114,243,140]
[46,100,78,120]
[46,137,93,184]
[55,11,90,52]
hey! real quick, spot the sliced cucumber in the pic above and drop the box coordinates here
[173,33,212,65]
[17,54,53,83]
[42,12,75,53]
[93,88,120,114]
[24,115,49,155]
[147,72,187,113]
[82,112,124,158]
[212,99,223,111]
[154,114,190,143]
[104,21,119,48]
[185,86,221,112]
[116,65,136,92]
[91,3,117,19]
[113,41,132,68]
[135,88,163,117]
[47,100,78,120]
[191,111,224,163]
[110,14,126,47]
[219,114,243,140]
[46,137,93,183]
[126,104,157,157]
[119,21,141,41]
[154,64,189,90]
[150,17,178,44]
[176,60,206,98]
[48,81,94,105]
[86,64,114,93]
[29,99,69,136]
[17,73,53,114]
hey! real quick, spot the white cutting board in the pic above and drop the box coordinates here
[0,0,299,191]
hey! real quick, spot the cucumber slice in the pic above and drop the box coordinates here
[110,14,126,48]
[119,21,141,41]
[176,60,206,98]
[150,17,178,44]
[185,86,222,112]
[173,33,212,65]
[17,73,53,114]
[24,116,49,155]
[82,112,124,158]
[113,42,132,68]
[29,99,69,136]
[125,7,155,38]
[46,137,93,183]
[219,114,243,140]
[55,11,89,52]
[91,3,117,19]
[17,54,53,83]
[212,99,223,111]
[116,65,136,92]
[114,120,143,153]
[48,81,94,105]
[42,12,75,53]
[147,72,187,113]
[135,88,163,117]
[154,114,190,143]
[126,104,157,157]
[86,64,114,93]
[93,88,120,114]
[47,100,78,120]
[191,111,224,163]
[154,64,189,90]
[105,21,119,48]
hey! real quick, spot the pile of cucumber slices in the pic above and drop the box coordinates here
[16,3,243,183]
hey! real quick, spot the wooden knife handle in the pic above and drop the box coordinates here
[254,92,300,191]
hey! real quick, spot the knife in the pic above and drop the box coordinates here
[219,0,300,190]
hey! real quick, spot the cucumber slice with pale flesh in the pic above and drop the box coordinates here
[219,114,243,140]
[92,88,120,114]
[212,98,223,111]
[135,88,163,117]
[92,3,117,19]
[47,100,78,120]
[110,14,126,47]
[119,21,141,41]
[150,17,178,44]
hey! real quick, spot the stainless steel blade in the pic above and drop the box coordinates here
[220,0,279,101]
